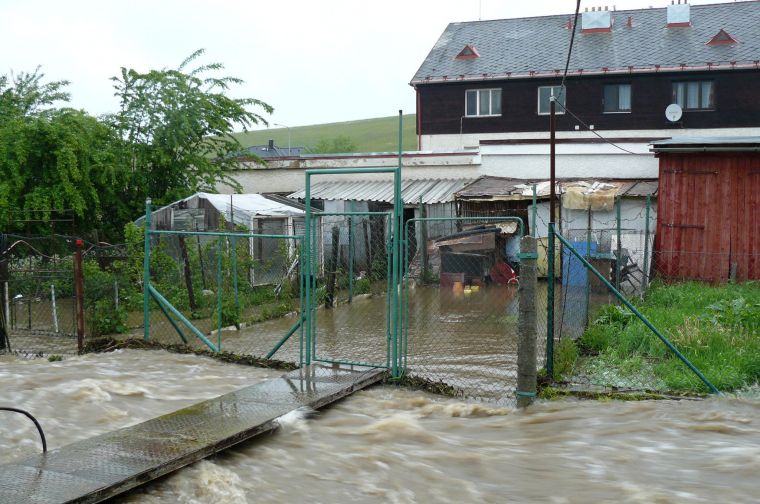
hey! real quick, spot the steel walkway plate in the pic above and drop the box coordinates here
[0,363,385,504]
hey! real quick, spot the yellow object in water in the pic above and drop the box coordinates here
[471,285,480,293]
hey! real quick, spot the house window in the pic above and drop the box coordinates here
[672,81,714,110]
[465,88,502,117]
[603,84,632,113]
[538,86,566,115]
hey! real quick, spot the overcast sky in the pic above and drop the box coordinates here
[0,0,741,129]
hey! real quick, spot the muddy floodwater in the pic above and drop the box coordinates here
[1,351,759,503]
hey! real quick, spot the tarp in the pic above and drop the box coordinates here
[561,182,619,211]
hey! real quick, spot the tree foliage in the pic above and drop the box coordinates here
[109,49,273,206]
[0,68,125,235]
[0,51,273,239]
[313,135,357,154]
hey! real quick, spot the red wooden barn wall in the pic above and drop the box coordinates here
[656,153,760,282]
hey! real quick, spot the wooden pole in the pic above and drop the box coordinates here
[178,236,197,311]
[73,239,85,352]
[326,226,339,308]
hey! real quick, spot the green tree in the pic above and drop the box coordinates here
[313,135,357,154]
[0,69,126,236]
[109,49,273,207]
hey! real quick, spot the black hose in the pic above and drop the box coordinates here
[0,407,47,453]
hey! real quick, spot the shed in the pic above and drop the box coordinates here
[137,192,322,285]
[651,137,760,282]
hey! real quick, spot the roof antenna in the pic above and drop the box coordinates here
[478,0,482,21]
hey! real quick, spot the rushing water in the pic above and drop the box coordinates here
[1,351,759,503]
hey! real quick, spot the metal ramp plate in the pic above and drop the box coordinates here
[0,363,385,504]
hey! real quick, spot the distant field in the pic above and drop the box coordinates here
[232,114,417,153]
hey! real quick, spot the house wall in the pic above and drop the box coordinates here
[416,70,760,136]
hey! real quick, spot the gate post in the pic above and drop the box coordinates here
[73,239,86,353]
[517,235,538,408]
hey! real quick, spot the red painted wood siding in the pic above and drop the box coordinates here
[656,153,760,282]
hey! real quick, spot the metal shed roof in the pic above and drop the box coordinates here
[288,179,473,205]
[455,176,658,200]
[651,136,760,153]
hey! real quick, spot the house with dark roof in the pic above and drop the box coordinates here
[410,1,760,179]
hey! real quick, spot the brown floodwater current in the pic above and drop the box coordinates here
[1,350,759,503]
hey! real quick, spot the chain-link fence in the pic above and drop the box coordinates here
[0,234,129,357]
[401,215,526,404]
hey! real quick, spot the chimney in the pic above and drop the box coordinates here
[667,0,691,28]
[582,6,613,33]
[268,139,275,150]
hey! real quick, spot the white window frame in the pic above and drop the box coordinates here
[537,86,566,115]
[465,88,502,117]
[672,81,715,111]
[603,83,632,114]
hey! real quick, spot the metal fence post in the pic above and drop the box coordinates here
[517,236,538,407]
[143,198,152,341]
[615,196,622,291]
[643,194,651,292]
[546,223,555,377]
[348,201,354,303]
[73,239,85,353]
[51,284,59,334]
[531,184,537,238]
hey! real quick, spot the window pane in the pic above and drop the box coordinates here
[538,87,550,114]
[701,81,713,109]
[673,83,685,107]
[618,84,631,111]
[491,89,502,115]
[687,82,699,109]
[603,85,618,112]
[479,89,491,115]
[466,90,477,116]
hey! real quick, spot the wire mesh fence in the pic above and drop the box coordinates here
[0,235,129,357]
[402,216,526,404]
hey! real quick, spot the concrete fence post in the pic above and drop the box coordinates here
[517,235,538,408]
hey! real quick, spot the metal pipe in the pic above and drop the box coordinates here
[616,196,622,290]
[149,285,218,352]
[0,407,47,453]
[151,229,301,240]
[50,284,59,333]
[231,237,239,320]
[406,216,525,239]
[546,223,555,376]
[155,297,188,344]
[143,198,152,341]
[304,174,313,365]
[216,236,223,352]
[643,194,651,292]
[348,201,355,303]
[554,230,720,394]
[550,98,556,228]
[73,240,85,352]
[265,316,304,359]
[531,184,538,238]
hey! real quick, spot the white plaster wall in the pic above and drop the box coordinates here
[421,127,760,151]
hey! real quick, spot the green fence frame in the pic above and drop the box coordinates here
[547,223,720,394]
[400,216,526,376]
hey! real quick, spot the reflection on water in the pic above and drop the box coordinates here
[2,351,758,503]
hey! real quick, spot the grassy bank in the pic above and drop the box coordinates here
[557,281,760,393]
[232,114,417,153]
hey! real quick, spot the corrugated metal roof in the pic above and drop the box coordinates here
[455,176,658,200]
[288,179,473,205]
[412,2,760,84]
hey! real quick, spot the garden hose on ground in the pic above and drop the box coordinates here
[0,407,47,453]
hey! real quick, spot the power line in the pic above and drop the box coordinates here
[554,100,638,155]
[558,0,582,100]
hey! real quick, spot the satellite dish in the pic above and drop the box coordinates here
[665,103,683,122]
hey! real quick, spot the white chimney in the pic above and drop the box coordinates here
[667,1,691,27]
[582,7,613,32]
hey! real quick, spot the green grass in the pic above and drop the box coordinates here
[569,281,760,393]
[232,114,417,153]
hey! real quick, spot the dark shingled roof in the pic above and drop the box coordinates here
[411,1,760,85]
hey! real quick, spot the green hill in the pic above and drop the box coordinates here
[233,114,417,153]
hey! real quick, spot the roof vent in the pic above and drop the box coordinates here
[581,7,613,33]
[707,28,738,46]
[455,44,480,60]
[667,0,690,28]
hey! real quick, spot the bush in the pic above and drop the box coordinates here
[354,277,371,295]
